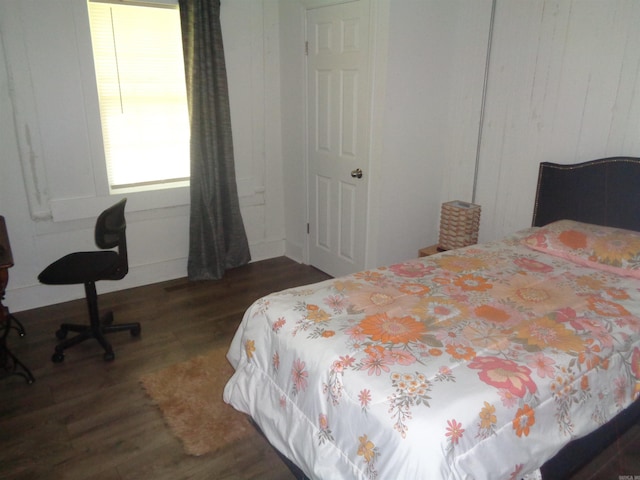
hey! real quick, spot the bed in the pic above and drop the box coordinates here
[224,156,640,479]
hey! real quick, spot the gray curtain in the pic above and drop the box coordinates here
[179,0,251,280]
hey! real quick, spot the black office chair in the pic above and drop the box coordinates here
[38,198,141,362]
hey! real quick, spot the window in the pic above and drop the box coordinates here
[88,1,190,194]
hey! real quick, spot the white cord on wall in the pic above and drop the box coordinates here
[472,0,497,204]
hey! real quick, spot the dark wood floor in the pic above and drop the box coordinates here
[1,257,638,480]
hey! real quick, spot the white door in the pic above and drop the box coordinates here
[307,0,372,278]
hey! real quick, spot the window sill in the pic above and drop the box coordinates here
[49,186,265,223]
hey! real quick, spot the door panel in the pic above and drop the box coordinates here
[339,180,356,261]
[316,175,331,250]
[307,0,371,278]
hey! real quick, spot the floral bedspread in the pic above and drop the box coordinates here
[223,229,640,480]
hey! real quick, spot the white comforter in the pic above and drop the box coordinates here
[224,229,640,479]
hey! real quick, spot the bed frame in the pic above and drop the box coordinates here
[533,156,640,479]
[273,156,640,479]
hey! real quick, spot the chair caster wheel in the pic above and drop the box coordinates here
[56,329,68,340]
[131,326,141,337]
[104,351,115,362]
[52,352,65,363]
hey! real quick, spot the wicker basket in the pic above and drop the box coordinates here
[438,201,481,251]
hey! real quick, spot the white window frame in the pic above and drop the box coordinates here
[48,0,265,223]
[46,0,192,222]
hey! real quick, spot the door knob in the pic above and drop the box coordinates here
[351,168,363,179]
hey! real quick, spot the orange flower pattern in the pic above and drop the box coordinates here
[245,339,255,359]
[514,315,585,353]
[359,313,426,344]
[478,401,497,439]
[357,434,379,478]
[513,404,535,437]
[227,227,640,479]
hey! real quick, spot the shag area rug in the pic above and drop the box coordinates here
[140,348,252,456]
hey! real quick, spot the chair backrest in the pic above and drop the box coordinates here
[95,198,128,279]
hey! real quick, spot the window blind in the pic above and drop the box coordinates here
[88,1,190,192]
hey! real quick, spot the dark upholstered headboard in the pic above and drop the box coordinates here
[532,157,640,231]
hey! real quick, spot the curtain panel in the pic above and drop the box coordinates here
[179,0,251,280]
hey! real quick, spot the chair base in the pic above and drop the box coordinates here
[52,311,141,363]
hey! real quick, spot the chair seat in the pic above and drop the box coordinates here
[38,251,120,285]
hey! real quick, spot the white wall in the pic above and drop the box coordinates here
[281,0,640,269]
[279,0,308,264]
[377,0,640,264]
[373,0,493,266]
[475,0,640,241]
[0,0,285,312]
